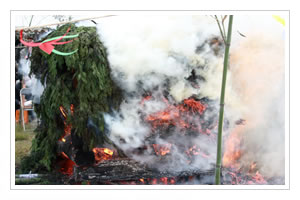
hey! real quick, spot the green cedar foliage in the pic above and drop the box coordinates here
[21,24,123,173]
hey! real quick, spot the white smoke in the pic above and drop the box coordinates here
[17,48,45,103]
[229,15,285,178]
[96,15,285,177]
[97,15,227,171]
[98,16,219,92]
[18,49,31,77]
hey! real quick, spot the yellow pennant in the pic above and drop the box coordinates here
[272,15,285,26]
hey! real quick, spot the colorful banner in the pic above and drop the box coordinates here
[20,27,78,56]
[52,49,78,56]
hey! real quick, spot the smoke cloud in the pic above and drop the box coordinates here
[229,20,285,177]
[96,15,285,177]
[17,48,45,104]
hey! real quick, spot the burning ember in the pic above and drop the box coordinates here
[221,123,270,185]
[56,97,273,185]
[186,145,210,159]
[55,90,277,185]
[92,148,114,164]
[251,171,267,184]
[57,105,116,176]
[118,177,177,185]
[223,166,268,185]
[58,105,73,142]
[181,98,206,114]
[146,97,207,131]
[57,152,76,176]
[138,94,275,185]
[222,125,244,168]
[152,143,172,156]
[140,96,218,165]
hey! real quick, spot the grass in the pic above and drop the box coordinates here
[15,123,36,173]
[15,122,57,184]
[15,177,51,185]
[15,128,29,141]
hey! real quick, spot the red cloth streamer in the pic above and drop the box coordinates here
[20,27,75,55]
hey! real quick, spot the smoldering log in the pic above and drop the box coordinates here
[57,126,126,167]
[73,158,215,184]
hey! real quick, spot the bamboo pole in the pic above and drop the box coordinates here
[214,15,233,185]
[15,15,116,31]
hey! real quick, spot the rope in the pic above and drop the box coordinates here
[15,15,117,31]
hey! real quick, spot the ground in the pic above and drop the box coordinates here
[15,123,36,174]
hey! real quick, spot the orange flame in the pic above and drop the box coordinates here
[181,98,206,114]
[58,105,73,142]
[151,178,158,184]
[222,125,244,168]
[186,145,201,156]
[252,171,267,184]
[160,177,168,184]
[58,104,76,176]
[93,148,114,164]
[185,145,210,159]
[70,104,74,114]
[249,162,257,173]
[59,106,67,119]
[146,97,207,131]
[152,144,172,156]
[169,178,176,184]
[103,148,114,155]
[140,95,152,105]
[58,152,76,176]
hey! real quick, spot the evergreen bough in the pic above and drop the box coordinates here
[21,24,122,173]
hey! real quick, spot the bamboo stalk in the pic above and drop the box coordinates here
[214,15,233,185]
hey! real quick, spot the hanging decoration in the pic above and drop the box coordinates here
[20,27,78,56]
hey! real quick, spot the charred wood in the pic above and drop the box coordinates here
[73,158,215,184]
